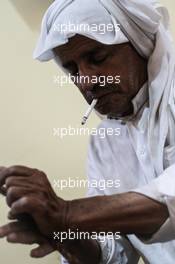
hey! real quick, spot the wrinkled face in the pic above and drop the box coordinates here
[53,34,147,117]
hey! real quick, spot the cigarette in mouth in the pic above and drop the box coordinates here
[81,99,98,125]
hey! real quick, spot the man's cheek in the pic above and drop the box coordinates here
[80,91,92,104]
[109,95,128,112]
[116,94,130,104]
[96,104,111,115]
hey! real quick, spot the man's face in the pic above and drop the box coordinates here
[53,34,147,117]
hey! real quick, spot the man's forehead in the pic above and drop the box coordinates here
[53,34,105,62]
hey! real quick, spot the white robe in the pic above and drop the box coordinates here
[61,83,175,264]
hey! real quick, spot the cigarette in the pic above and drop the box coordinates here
[81,99,98,125]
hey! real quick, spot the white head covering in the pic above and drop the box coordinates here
[33,0,129,61]
[33,0,175,176]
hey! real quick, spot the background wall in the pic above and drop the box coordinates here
[0,1,174,263]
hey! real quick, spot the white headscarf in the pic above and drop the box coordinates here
[33,0,175,176]
[33,0,129,61]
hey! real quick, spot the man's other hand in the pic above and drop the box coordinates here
[0,166,68,237]
[0,220,55,258]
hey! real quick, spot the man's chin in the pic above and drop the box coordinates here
[97,109,132,120]
[95,102,133,117]
[97,107,124,117]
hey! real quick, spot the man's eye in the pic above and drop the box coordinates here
[92,53,109,64]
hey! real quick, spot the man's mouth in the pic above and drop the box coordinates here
[88,90,117,104]
[85,85,120,104]
[95,92,114,108]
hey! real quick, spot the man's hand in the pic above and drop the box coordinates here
[0,220,101,264]
[0,166,56,258]
[0,166,68,237]
[0,166,101,264]
[0,220,55,258]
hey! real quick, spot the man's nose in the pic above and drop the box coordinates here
[78,61,100,92]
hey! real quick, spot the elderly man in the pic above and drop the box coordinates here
[0,0,175,263]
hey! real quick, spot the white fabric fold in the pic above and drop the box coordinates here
[99,0,175,175]
[33,0,129,61]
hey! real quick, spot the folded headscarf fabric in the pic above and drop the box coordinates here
[33,0,175,176]
[33,0,129,61]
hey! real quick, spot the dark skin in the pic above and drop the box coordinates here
[54,35,147,117]
[0,35,169,264]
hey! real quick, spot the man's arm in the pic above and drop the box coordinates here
[0,166,167,236]
[58,192,168,263]
[0,166,169,264]
[2,166,168,236]
[67,192,168,235]
[0,193,167,264]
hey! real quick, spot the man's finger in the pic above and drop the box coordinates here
[10,196,43,217]
[0,166,36,187]
[7,230,45,245]
[30,243,55,258]
[0,167,7,195]
[0,222,30,238]
[8,211,18,220]
[5,176,36,189]
[0,186,7,196]
[6,186,34,207]
[0,167,6,172]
